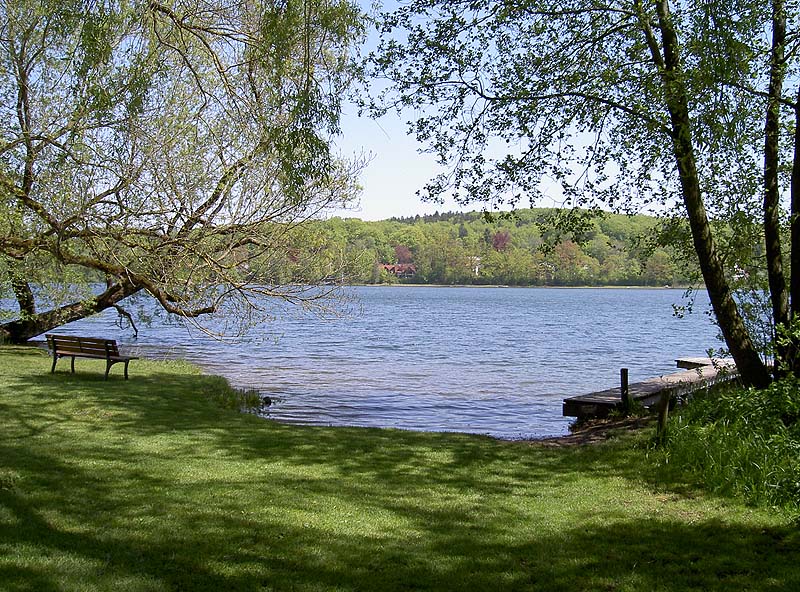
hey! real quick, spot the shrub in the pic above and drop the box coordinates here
[659,377,800,509]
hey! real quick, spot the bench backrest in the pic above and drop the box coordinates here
[46,334,120,357]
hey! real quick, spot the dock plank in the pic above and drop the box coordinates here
[562,358,737,419]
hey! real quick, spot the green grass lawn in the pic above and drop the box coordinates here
[1,345,797,592]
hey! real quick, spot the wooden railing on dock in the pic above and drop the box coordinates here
[562,358,738,420]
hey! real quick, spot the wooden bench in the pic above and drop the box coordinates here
[45,334,138,380]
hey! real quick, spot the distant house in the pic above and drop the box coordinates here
[380,263,417,279]
[469,256,481,277]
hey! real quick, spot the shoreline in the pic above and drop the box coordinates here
[13,340,678,448]
[524,416,656,447]
[354,283,697,290]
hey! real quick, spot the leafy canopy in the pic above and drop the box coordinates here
[366,0,769,218]
[0,0,365,338]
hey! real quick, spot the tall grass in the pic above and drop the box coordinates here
[660,378,800,508]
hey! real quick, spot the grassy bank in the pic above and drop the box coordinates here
[661,378,800,508]
[1,346,797,592]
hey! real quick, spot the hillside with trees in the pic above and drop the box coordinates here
[290,209,695,287]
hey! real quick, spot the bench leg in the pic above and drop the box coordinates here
[124,360,129,380]
[51,354,57,374]
[70,356,75,373]
[105,361,111,380]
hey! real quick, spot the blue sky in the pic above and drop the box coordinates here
[333,106,466,221]
[330,1,565,222]
[328,1,469,221]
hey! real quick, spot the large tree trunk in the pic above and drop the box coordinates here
[8,261,36,319]
[0,279,142,344]
[794,88,800,316]
[787,83,800,373]
[764,0,790,376]
[655,1,771,388]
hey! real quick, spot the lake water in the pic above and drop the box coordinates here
[41,286,720,439]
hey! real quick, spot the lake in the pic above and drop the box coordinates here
[44,286,720,439]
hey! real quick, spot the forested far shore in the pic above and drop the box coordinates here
[292,208,697,287]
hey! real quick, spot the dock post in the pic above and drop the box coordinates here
[620,368,631,412]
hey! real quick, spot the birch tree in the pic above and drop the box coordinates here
[368,0,800,386]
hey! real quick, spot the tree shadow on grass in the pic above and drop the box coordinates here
[1,468,798,592]
[3,347,799,590]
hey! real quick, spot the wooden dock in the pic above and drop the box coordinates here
[562,358,738,419]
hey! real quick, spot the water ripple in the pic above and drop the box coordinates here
[53,286,718,439]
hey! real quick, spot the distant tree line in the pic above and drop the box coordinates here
[278,209,696,287]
